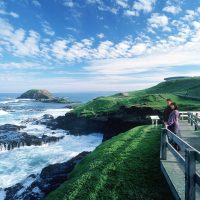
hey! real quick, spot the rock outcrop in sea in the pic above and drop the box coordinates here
[17,89,53,100]
[17,89,80,104]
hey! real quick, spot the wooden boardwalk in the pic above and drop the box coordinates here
[160,112,200,200]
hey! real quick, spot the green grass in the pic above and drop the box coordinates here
[73,77,200,117]
[146,77,200,94]
[46,125,173,200]
[74,93,200,117]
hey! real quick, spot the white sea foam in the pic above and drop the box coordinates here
[0,99,19,104]
[0,133,103,188]
[40,108,72,118]
[0,110,9,116]
[21,124,67,137]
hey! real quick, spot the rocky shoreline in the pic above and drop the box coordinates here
[3,152,89,200]
[0,114,64,151]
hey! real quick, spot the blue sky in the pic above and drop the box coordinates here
[0,0,200,92]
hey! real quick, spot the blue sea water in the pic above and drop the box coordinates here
[0,92,115,192]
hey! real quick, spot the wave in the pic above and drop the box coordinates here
[0,99,33,104]
[21,124,68,137]
[0,133,103,188]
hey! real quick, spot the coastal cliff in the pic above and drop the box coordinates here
[55,106,161,141]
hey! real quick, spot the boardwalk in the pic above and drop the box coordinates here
[160,112,200,200]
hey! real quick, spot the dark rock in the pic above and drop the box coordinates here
[0,124,26,131]
[54,106,162,141]
[21,118,38,125]
[40,98,75,104]
[4,152,90,200]
[0,124,64,151]
[33,114,55,126]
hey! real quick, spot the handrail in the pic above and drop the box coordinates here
[179,111,200,122]
[160,128,200,200]
[166,128,200,153]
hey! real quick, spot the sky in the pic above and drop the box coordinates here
[0,0,200,92]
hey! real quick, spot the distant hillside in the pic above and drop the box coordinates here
[73,77,200,117]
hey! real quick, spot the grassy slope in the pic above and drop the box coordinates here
[145,77,200,94]
[46,125,173,200]
[74,77,200,117]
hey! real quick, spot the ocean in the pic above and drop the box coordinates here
[0,92,116,193]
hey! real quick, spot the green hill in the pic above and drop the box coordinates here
[73,77,200,117]
[145,77,200,94]
[46,125,173,200]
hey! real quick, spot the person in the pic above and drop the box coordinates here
[166,102,180,134]
[165,102,180,150]
[163,98,173,124]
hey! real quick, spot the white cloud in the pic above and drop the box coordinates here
[0,18,40,57]
[0,9,19,18]
[182,10,197,21]
[32,0,41,7]
[65,27,77,32]
[116,0,128,8]
[192,21,200,29]
[52,40,68,59]
[133,0,156,13]
[148,13,169,31]
[163,5,181,14]
[97,33,105,39]
[41,21,55,36]
[129,43,147,55]
[76,22,200,79]
[63,0,74,8]
[0,61,47,69]
[124,10,138,17]
[123,0,156,17]
[83,48,200,76]
[15,30,40,56]
[86,0,119,14]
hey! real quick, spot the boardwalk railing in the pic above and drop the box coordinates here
[161,112,200,200]
[188,112,200,130]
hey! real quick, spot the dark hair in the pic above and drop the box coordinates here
[170,102,178,110]
[166,98,172,102]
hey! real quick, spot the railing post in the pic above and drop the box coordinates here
[191,115,194,126]
[160,129,167,160]
[188,113,191,124]
[195,113,198,131]
[185,148,196,200]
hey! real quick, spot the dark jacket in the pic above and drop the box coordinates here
[163,106,172,122]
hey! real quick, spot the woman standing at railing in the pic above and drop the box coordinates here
[165,102,180,150]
